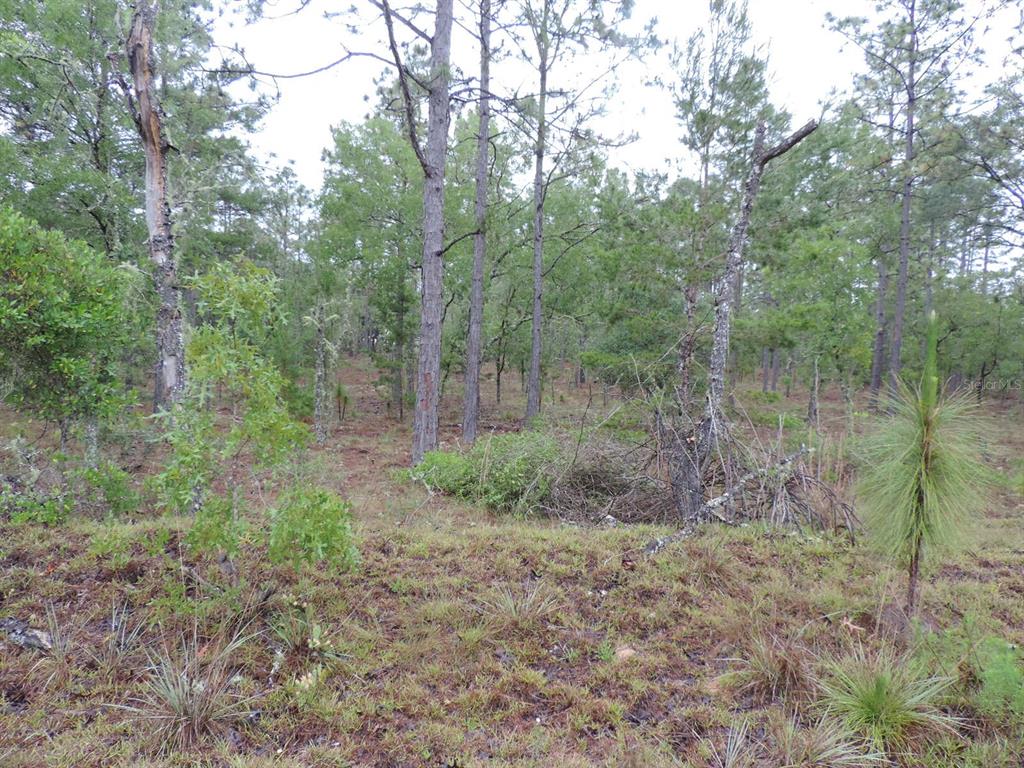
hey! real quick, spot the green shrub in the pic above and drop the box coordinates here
[187,495,244,558]
[268,485,358,571]
[1,484,70,525]
[73,461,139,517]
[281,378,314,420]
[748,408,803,430]
[975,637,1024,721]
[481,434,560,512]
[414,432,563,514]
[414,450,479,499]
[0,207,132,428]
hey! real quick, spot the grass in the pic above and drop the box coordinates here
[816,645,960,754]
[126,626,256,754]
[1,366,1023,765]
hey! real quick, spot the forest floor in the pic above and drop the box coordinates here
[1,358,1023,767]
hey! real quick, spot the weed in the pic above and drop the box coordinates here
[40,602,72,689]
[271,596,344,661]
[974,636,1024,722]
[706,718,756,768]
[91,600,145,675]
[268,484,358,571]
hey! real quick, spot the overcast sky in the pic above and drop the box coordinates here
[215,0,1013,192]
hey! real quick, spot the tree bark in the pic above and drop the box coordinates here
[888,0,917,390]
[396,0,454,465]
[313,320,328,445]
[525,8,549,422]
[807,355,820,430]
[669,119,817,522]
[869,258,889,408]
[127,0,185,411]
[702,122,771,450]
[462,0,491,444]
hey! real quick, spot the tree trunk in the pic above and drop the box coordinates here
[677,282,699,408]
[84,416,100,469]
[462,0,491,444]
[127,0,185,411]
[409,0,454,465]
[313,322,328,445]
[761,347,770,393]
[869,258,889,408]
[807,355,820,430]
[525,33,548,422]
[668,120,817,522]
[906,532,922,617]
[888,0,917,391]
[702,123,770,450]
[771,349,781,392]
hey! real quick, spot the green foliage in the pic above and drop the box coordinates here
[816,646,959,753]
[857,314,991,611]
[414,432,563,514]
[154,261,308,560]
[974,637,1024,722]
[187,495,245,558]
[857,384,989,564]
[268,485,358,571]
[1,483,69,525]
[72,461,139,518]
[0,207,132,424]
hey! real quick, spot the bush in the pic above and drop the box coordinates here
[0,207,131,427]
[414,432,563,514]
[268,485,358,571]
[975,637,1024,722]
[73,461,139,517]
[1,484,69,525]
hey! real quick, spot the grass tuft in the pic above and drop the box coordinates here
[816,645,960,753]
[125,626,255,754]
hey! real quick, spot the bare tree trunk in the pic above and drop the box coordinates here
[392,339,405,420]
[869,258,889,408]
[761,347,771,393]
[906,532,922,617]
[677,282,699,408]
[771,349,781,392]
[313,321,328,445]
[84,416,100,469]
[807,355,820,430]
[525,30,549,422]
[702,123,770,450]
[669,119,818,522]
[127,0,185,411]
[390,0,453,465]
[888,0,917,390]
[462,0,491,444]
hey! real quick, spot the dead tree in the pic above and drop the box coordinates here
[669,118,819,522]
[124,0,185,411]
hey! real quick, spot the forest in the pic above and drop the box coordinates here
[1,0,1023,765]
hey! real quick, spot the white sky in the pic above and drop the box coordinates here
[214,0,1013,191]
